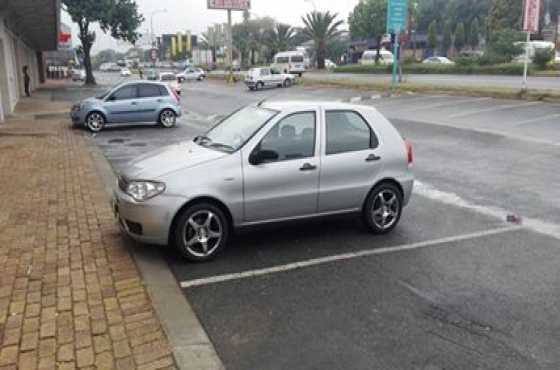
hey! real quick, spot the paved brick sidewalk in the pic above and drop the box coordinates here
[0,115,177,369]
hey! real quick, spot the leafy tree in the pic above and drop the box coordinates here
[487,0,523,39]
[442,21,453,56]
[63,0,143,85]
[482,29,525,64]
[427,20,438,53]
[454,22,466,52]
[92,49,123,69]
[533,48,554,70]
[302,11,344,69]
[200,25,225,64]
[469,18,480,49]
[348,0,387,64]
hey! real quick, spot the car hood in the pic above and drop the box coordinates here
[121,141,228,180]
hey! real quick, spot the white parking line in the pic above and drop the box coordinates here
[401,97,491,113]
[513,113,560,127]
[180,226,520,289]
[448,101,541,118]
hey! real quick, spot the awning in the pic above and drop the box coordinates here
[0,0,60,50]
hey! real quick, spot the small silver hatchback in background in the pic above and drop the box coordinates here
[70,81,182,132]
[113,101,414,262]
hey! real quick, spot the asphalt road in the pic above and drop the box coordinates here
[304,71,560,91]
[82,74,560,370]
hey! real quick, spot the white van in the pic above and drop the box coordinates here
[513,41,555,63]
[272,51,307,76]
[360,50,394,65]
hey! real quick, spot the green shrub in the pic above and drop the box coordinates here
[533,48,555,70]
[454,56,479,66]
[333,62,530,75]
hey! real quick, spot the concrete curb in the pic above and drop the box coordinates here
[85,129,225,370]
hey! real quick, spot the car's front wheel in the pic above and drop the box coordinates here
[86,112,105,132]
[174,203,229,262]
[159,109,176,128]
[362,183,403,234]
[255,81,264,91]
[283,79,293,88]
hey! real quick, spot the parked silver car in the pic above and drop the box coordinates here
[113,101,414,261]
[70,81,182,132]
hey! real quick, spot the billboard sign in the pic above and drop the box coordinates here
[208,0,250,10]
[523,0,540,33]
[387,0,408,34]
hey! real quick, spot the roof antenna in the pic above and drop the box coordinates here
[257,98,267,107]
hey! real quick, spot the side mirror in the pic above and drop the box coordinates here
[249,149,279,165]
[106,95,116,102]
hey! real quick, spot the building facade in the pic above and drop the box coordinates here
[0,0,60,122]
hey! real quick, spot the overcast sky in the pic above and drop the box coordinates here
[62,0,360,53]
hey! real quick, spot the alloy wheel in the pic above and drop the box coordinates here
[371,190,400,230]
[183,210,223,258]
[86,113,104,132]
[160,110,176,127]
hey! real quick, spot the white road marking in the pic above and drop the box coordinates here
[401,97,491,113]
[513,113,560,127]
[414,181,560,240]
[180,226,520,289]
[448,101,541,118]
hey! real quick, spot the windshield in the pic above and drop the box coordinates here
[196,106,278,152]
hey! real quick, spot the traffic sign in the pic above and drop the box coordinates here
[387,0,408,34]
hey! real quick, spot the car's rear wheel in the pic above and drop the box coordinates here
[159,109,176,128]
[283,79,293,88]
[362,183,403,234]
[174,203,229,262]
[86,112,105,132]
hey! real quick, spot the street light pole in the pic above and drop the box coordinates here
[150,9,167,48]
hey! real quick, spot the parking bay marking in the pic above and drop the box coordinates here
[448,101,541,119]
[180,226,520,289]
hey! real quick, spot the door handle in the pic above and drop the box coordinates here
[300,163,317,171]
[131,101,138,105]
[157,99,163,103]
[365,154,381,162]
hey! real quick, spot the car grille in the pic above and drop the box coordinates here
[118,176,129,192]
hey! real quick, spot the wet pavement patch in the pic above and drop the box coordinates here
[108,138,128,144]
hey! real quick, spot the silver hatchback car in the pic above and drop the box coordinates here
[71,81,182,132]
[113,101,414,261]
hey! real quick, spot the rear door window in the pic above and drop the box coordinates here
[325,111,378,155]
[138,84,162,98]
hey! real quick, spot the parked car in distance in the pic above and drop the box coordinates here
[112,101,414,262]
[70,81,182,132]
[272,51,307,76]
[325,59,338,70]
[71,69,86,82]
[176,67,206,82]
[159,72,182,95]
[422,56,455,65]
[120,68,132,77]
[360,50,394,65]
[245,67,296,91]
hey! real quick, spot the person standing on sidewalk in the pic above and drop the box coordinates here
[23,66,31,97]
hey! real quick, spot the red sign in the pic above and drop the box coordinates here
[208,0,250,10]
[523,0,540,33]
[59,32,71,43]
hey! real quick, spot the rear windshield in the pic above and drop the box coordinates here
[291,56,304,63]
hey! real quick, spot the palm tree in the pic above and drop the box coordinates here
[267,23,296,58]
[301,11,344,69]
[200,25,224,64]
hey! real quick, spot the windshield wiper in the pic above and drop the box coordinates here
[194,135,212,144]
[208,142,235,152]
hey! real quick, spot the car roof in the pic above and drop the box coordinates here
[116,80,167,88]
[260,100,373,112]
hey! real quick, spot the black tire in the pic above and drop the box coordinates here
[283,79,293,88]
[85,112,105,132]
[173,203,230,262]
[362,182,403,234]
[159,109,176,128]
[256,81,264,91]
[248,86,255,91]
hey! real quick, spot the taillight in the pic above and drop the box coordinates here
[405,139,413,166]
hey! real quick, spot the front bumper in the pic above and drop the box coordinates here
[70,109,85,125]
[112,186,178,246]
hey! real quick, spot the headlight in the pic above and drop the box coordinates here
[125,181,166,202]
